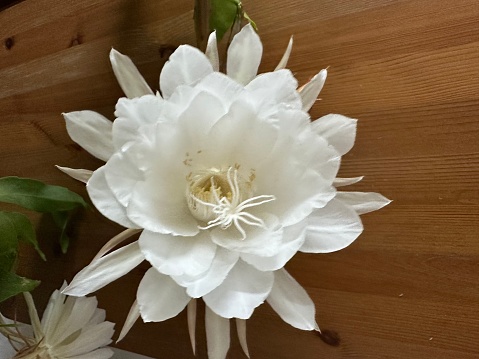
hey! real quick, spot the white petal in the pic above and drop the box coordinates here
[178,248,239,298]
[236,319,250,358]
[23,292,43,340]
[139,230,216,277]
[109,49,153,99]
[205,31,220,71]
[227,24,263,85]
[210,215,283,257]
[274,36,293,71]
[205,306,230,359]
[301,199,363,253]
[267,268,317,330]
[112,95,164,149]
[333,176,364,187]
[137,268,190,322]
[203,261,274,319]
[64,111,114,161]
[63,241,144,296]
[241,221,306,271]
[336,191,391,215]
[87,166,140,228]
[312,114,357,155]
[127,179,199,236]
[245,69,302,111]
[299,69,327,112]
[55,166,93,183]
[160,45,213,99]
[187,300,197,355]
[117,300,140,342]
[54,321,114,357]
[196,72,244,108]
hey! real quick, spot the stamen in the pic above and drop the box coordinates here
[192,168,275,239]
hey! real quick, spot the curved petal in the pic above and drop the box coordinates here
[139,230,216,277]
[137,268,190,322]
[117,300,140,342]
[274,36,293,71]
[67,348,113,359]
[64,111,113,161]
[205,31,220,71]
[236,319,250,358]
[177,248,239,298]
[312,114,357,155]
[56,166,93,183]
[336,191,391,214]
[196,72,244,108]
[241,220,306,271]
[110,49,153,99]
[205,306,230,359]
[227,24,263,85]
[203,260,274,319]
[267,268,317,330]
[87,166,140,228]
[112,95,164,149]
[299,69,327,112]
[245,69,302,112]
[63,242,144,296]
[300,199,363,253]
[127,179,199,236]
[333,176,364,187]
[160,45,213,99]
[211,215,283,257]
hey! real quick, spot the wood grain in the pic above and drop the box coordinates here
[1,0,478,358]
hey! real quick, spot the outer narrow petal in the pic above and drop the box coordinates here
[205,31,220,71]
[312,114,357,155]
[117,300,140,342]
[87,166,140,229]
[55,166,92,184]
[300,199,363,253]
[109,49,153,99]
[236,319,250,358]
[333,176,364,187]
[274,36,293,71]
[187,300,197,355]
[137,268,190,322]
[227,24,263,85]
[63,241,144,296]
[299,69,327,112]
[205,306,230,359]
[267,269,317,330]
[336,191,391,215]
[139,230,217,277]
[160,45,213,99]
[64,111,114,161]
[203,261,274,319]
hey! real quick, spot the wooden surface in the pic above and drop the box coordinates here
[1,0,478,358]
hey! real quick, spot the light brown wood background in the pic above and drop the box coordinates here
[1,0,478,358]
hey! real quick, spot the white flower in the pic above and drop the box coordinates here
[59,25,390,358]
[2,284,114,359]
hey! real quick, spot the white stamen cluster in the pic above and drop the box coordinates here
[187,168,275,239]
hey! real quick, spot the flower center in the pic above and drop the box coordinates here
[186,167,275,239]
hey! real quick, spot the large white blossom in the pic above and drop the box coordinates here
[59,25,390,358]
[0,284,114,359]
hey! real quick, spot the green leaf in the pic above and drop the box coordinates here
[0,211,45,261]
[0,251,16,272]
[0,270,39,303]
[210,0,240,40]
[0,177,88,213]
[51,211,73,254]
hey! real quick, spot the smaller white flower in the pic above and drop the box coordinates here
[3,284,115,359]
